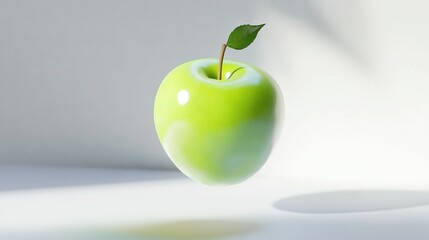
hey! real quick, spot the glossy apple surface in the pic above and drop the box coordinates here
[154,58,283,185]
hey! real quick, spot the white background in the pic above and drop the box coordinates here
[1,0,429,185]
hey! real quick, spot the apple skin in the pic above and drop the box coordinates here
[154,58,283,185]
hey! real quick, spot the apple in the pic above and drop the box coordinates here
[154,24,283,185]
[154,58,283,185]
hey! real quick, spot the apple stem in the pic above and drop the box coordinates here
[218,43,227,80]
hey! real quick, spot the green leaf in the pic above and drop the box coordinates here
[226,24,265,50]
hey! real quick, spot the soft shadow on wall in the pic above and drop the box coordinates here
[256,0,429,185]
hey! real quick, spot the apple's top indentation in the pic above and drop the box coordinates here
[177,90,189,106]
[190,59,262,86]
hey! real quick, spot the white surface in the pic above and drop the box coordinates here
[1,165,429,240]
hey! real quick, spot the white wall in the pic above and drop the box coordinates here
[257,0,429,186]
[1,0,429,185]
[0,0,262,168]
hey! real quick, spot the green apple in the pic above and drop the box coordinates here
[154,24,283,185]
[154,58,283,185]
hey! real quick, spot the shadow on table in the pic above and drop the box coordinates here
[0,165,184,192]
[265,216,429,240]
[269,190,429,239]
[273,190,429,214]
[102,219,259,240]
[1,219,259,240]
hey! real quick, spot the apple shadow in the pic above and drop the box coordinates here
[0,164,183,192]
[1,219,259,240]
[273,190,429,214]
[102,219,259,240]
